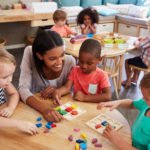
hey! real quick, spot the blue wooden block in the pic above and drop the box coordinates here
[48,122,53,125]
[36,123,42,128]
[45,124,52,129]
[36,117,42,121]
[80,143,87,149]
[76,139,85,143]
[101,121,108,126]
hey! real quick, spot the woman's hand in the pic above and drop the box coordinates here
[97,101,121,111]
[42,108,63,122]
[40,86,55,99]
[52,90,61,105]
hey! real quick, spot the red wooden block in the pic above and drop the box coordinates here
[95,124,101,129]
[51,124,57,128]
[65,107,73,112]
[71,110,78,115]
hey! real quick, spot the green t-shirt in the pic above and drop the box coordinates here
[132,99,150,150]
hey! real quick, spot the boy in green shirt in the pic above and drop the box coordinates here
[97,73,150,150]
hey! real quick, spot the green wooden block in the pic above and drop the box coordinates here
[59,110,67,115]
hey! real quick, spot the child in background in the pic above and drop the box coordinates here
[77,7,99,34]
[97,72,150,150]
[51,9,76,37]
[122,20,150,87]
[0,49,38,135]
[53,39,111,103]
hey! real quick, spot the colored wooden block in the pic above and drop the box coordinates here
[75,143,80,150]
[71,110,78,115]
[68,135,73,141]
[71,104,78,109]
[101,121,109,126]
[51,124,56,128]
[36,123,42,128]
[81,133,87,140]
[95,124,101,129]
[80,143,87,149]
[65,107,73,112]
[91,138,98,144]
[36,117,42,121]
[48,122,53,125]
[45,124,52,129]
[76,139,85,144]
[59,110,67,115]
[95,143,102,147]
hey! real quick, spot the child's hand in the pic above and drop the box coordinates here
[97,101,120,111]
[40,86,55,99]
[0,107,14,118]
[52,90,61,105]
[103,125,121,145]
[73,91,85,101]
[16,120,38,135]
[42,108,63,122]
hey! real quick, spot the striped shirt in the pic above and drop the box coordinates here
[0,88,6,105]
[139,36,150,67]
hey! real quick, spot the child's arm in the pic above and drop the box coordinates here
[0,117,38,135]
[0,83,19,117]
[52,80,73,104]
[65,25,77,36]
[81,25,90,34]
[103,125,137,150]
[97,99,134,110]
[74,87,111,103]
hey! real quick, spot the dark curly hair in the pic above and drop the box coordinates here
[77,7,99,25]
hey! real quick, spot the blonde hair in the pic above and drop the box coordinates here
[0,48,16,66]
[140,72,150,89]
[53,9,67,22]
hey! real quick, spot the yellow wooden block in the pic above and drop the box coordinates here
[75,143,80,150]
[54,106,61,111]
[71,104,78,109]
[81,133,87,140]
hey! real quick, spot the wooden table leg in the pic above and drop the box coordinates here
[118,54,124,90]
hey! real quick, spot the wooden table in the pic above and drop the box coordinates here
[64,34,137,90]
[0,95,131,150]
[0,9,54,26]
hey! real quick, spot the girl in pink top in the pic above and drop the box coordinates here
[77,7,99,34]
[51,9,76,37]
[52,39,111,103]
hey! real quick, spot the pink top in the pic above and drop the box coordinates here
[51,25,74,37]
[68,66,110,95]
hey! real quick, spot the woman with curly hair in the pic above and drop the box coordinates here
[77,7,99,34]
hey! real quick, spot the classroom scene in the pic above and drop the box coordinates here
[0,0,150,149]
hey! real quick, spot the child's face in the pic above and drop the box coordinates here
[141,87,150,106]
[79,52,100,74]
[55,19,66,27]
[0,62,15,88]
[37,46,65,73]
[83,15,92,26]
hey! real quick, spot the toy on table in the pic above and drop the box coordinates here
[70,35,87,44]
[86,113,123,134]
[55,102,86,120]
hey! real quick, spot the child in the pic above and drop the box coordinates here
[0,49,38,135]
[53,39,111,103]
[97,72,150,150]
[122,21,150,87]
[77,7,99,34]
[51,9,76,37]
[19,30,76,122]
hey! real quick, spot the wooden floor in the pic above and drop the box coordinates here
[9,48,142,126]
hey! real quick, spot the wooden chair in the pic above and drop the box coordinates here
[0,38,6,48]
[126,64,150,88]
[101,51,125,99]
